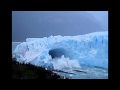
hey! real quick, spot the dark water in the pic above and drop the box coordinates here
[54,66,108,79]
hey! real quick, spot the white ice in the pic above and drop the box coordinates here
[13,31,108,69]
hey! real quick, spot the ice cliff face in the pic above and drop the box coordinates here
[13,31,108,69]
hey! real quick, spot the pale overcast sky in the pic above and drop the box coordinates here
[12,11,108,42]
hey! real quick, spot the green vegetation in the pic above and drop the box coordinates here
[12,58,69,79]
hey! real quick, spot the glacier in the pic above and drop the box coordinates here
[13,31,108,70]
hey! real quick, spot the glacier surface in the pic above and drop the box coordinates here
[13,31,108,70]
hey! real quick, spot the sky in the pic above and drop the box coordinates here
[85,11,108,27]
[85,11,108,21]
[12,11,108,42]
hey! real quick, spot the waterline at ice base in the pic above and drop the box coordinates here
[12,31,108,79]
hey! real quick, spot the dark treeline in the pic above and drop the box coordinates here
[12,58,70,79]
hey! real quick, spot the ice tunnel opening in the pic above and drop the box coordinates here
[48,48,67,59]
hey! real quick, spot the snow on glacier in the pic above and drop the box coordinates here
[13,31,108,70]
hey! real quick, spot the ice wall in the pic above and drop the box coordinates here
[13,31,108,69]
